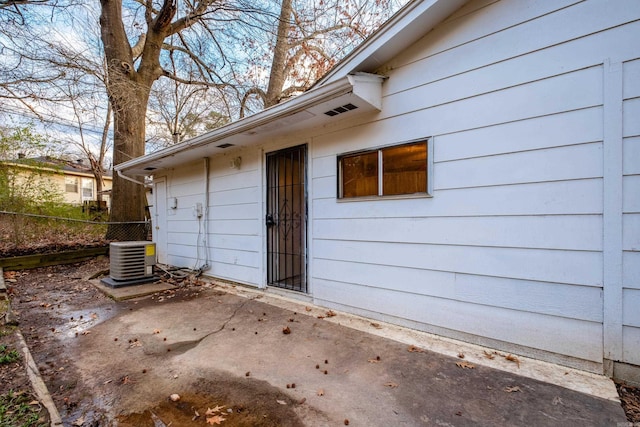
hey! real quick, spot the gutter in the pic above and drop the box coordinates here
[115,74,381,175]
[116,169,149,187]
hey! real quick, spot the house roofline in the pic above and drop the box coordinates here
[2,160,113,180]
[115,0,469,177]
[116,73,384,176]
[315,0,468,86]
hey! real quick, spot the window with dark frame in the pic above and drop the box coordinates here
[338,141,429,199]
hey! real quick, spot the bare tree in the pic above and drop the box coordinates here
[64,88,111,207]
[241,0,404,115]
[1,0,406,238]
[2,4,114,214]
[146,52,230,150]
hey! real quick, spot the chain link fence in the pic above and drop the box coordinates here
[0,211,151,257]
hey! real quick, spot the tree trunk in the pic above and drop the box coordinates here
[107,101,149,240]
[265,0,293,108]
[100,0,154,240]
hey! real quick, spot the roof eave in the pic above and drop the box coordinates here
[116,73,384,176]
[316,0,468,86]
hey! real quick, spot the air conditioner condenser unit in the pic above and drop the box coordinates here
[101,241,159,288]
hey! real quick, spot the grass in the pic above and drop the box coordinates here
[0,390,47,427]
[0,325,16,338]
[0,345,19,365]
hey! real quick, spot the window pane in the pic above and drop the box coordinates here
[382,142,427,195]
[341,151,378,198]
[65,177,78,193]
[81,178,93,199]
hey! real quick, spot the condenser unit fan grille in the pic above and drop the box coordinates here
[110,241,156,281]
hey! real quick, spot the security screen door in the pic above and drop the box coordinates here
[265,144,307,292]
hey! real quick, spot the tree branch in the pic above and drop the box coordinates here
[240,87,266,118]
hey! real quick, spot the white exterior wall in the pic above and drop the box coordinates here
[622,58,640,368]
[158,151,264,286]
[155,0,639,374]
[309,0,639,371]
[206,151,263,285]
[160,161,206,269]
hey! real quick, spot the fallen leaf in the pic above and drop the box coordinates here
[504,386,521,393]
[407,345,425,353]
[316,315,325,319]
[370,322,383,329]
[455,361,475,369]
[305,306,312,312]
[483,351,495,360]
[282,326,291,334]
[206,405,225,415]
[72,415,85,426]
[317,389,324,396]
[276,399,287,405]
[206,415,226,425]
[153,329,161,334]
[384,382,399,388]
[81,330,91,335]
[91,313,98,319]
[367,358,380,364]
[29,400,39,405]
[326,310,336,317]
[457,352,465,359]
[505,354,520,368]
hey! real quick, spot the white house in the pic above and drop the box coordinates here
[116,0,640,384]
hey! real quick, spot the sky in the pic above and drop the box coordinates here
[0,0,409,165]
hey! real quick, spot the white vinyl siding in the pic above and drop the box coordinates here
[308,0,640,369]
[161,152,262,286]
[622,58,640,366]
[157,0,640,374]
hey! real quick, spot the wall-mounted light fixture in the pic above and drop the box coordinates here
[170,197,178,209]
[230,156,242,170]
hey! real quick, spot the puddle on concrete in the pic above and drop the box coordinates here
[116,392,303,427]
[63,306,118,337]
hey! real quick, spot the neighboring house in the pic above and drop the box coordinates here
[116,0,640,384]
[4,155,113,208]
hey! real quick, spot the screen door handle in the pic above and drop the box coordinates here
[265,214,276,227]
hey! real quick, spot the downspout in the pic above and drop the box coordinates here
[116,169,149,187]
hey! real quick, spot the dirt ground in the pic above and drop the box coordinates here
[2,258,640,425]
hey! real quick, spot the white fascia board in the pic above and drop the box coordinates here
[116,74,384,176]
[317,0,468,86]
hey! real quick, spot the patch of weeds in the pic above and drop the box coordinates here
[0,325,17,338]
[0,390,48,427]
[0,344,20,364]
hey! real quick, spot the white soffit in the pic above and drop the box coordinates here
[115,73,384,177]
